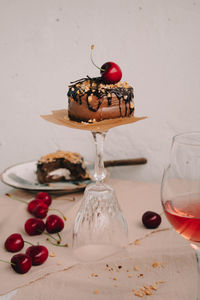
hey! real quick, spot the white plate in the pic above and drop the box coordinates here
[0,161,92,193]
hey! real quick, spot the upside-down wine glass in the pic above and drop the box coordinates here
[161,132,200,299]
[72,131,128,262]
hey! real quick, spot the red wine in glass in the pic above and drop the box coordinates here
[164,194,200,243]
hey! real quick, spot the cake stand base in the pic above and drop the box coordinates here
[72,182,128,262]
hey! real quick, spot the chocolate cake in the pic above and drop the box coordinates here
[67,77,134,122]
[37,150,90,184]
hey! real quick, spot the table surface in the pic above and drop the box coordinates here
[0,179,196,300]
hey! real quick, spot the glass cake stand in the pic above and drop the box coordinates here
[72,130,128,261]
[41,109,146,261]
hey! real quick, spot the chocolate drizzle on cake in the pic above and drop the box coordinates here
[67,77,135,122]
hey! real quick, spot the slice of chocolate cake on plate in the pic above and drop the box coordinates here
[37,150,90,184]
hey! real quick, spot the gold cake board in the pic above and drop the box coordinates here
[41,109,147,132]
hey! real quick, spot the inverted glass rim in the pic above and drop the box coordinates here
[173,131,200,146]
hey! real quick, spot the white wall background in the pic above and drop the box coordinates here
[0,0,200,193]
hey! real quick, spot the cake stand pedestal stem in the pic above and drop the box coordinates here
[92,131,107,183]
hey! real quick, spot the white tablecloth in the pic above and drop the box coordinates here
[0,179,196,300]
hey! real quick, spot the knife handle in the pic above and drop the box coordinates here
[104,158,147,168]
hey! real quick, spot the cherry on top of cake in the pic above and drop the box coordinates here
[68,45,133,97]
[90,44,122,84]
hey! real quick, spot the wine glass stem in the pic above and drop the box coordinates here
[92,131,107,183]
[191,244,200,300]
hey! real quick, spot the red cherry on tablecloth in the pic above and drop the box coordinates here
[24,218,45,236]
[27,200,42,214]
[46,215,64,233]
[35,192,52,206]
[142,211,162,229]
[26,245,48,266]
[100,62,122,84]
[11,253,32,274]
[32,202,48,219]
[27,199,66,221]
[4,233,24,252]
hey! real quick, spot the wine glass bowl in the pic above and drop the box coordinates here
[161,132,200,299]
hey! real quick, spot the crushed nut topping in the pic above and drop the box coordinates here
[73,80,132,92]
[88,95,93,102]
[38,150,83,164]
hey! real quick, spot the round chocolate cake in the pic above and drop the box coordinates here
[67,77,134,122]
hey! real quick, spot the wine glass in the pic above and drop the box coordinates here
[161,132,200,299]
[72,131,128,262]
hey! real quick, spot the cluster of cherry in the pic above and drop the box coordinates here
[2,192,66,274]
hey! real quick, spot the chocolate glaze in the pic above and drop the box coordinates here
[67,77,134,122]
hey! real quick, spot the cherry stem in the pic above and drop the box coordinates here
[46,238,68,247]
[6,193,28,204]
[43,231,60,243]
[49,208,67,221]
[57,232,62,242]
[24,240,34,246]
[90,45,105,72]
[0,259,15,266]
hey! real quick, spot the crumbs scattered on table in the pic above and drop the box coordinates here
[134,239,141,245]
[49,252,56,257]
[160,261,166,268]
[90,261,166,297]
[152,261,159,268]
[158,280,165,284]
[133,281,166,297]
[66,196,76,201]
[133,265,139,271]
[118,265,122,269]
[129,227,171,246]
[105,264,114,272]
[90,273,99,278]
